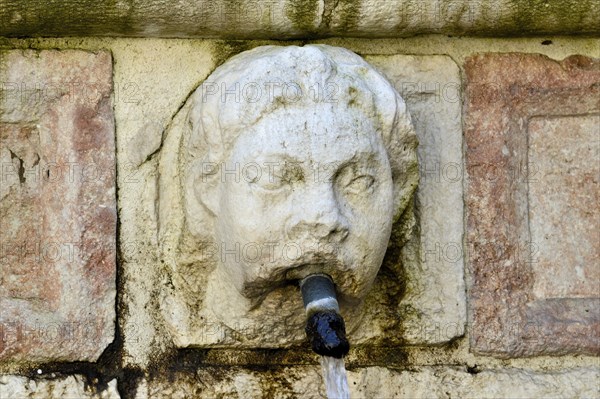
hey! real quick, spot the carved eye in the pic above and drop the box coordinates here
[336,164,376,195]
[258,173,289,191]
[345,175,375,193]
[253,164,303,192]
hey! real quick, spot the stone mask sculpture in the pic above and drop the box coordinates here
[158,45,418,348]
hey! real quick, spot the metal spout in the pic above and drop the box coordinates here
[300,274,350,359]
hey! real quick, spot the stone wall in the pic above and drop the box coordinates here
[1,33,599,398]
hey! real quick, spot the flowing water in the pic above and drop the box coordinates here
[320,356,350,399]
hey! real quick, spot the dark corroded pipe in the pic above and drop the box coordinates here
[300,274,350,359]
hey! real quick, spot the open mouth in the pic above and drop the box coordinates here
[240,255,346,299]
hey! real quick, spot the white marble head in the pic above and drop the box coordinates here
[181,45,417,329]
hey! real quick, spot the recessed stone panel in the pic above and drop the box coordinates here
[464,53,600,357]
[157,45,421,349]
[0,50,116,363]
[528,115,600,299]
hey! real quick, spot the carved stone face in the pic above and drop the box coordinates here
[213,106,395,305]
[167,45,418,344]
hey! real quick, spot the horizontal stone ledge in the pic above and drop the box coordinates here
[138,367,600,398]
[1,0,599,39]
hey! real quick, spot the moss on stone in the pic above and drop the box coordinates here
[2,0,600,38]
[210,40,254,67]
[3,0,140,37]
[335,0,362,32]
[285,0,321,33]
[0,50,6,87]
[508,0,598,34]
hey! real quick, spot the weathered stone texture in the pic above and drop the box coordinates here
[0,50,116,363]
[464,53,600,357]
[0,375,120,398]
[105,40,600,367]
[153,51,466,349]
[134,366,600,398]
[528,115,599,299]
[1,0,598,39]
[366,54,466,344]
[112,40,219,367]
[158,45,420,349]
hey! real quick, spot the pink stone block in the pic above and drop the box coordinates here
[464,53,600,357]
[0,50,116,362]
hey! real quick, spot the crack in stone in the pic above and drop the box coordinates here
[8,149,25,184]
[319,0,340,32]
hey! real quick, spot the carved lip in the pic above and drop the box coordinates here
[240,251,365,303]
[283,256,345,282]
[285,258,363,303]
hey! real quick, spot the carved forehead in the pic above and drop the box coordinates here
[229,106,385,164]
[188,44,398,147]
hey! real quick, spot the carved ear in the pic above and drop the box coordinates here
[185,95,224,220]
[184,85,230,232]
[190,160,221,218]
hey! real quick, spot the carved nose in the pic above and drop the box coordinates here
[286,184,349,243]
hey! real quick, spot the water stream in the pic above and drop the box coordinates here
[320,356,350,399]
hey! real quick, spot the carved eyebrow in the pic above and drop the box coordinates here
[334,151,385,169]
[252,153,302,165]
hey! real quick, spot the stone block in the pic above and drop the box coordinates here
[0,375,119,398]
[1,1,599,38]
[111,40,220,367]
[464,53,600,357]
[0,50,116,363]
[157,45,420,349]
[154,51,463,349]
[365,55,466,344]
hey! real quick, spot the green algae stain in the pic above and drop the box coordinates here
[285,0,320,33]
[335,0,361,32]
[508,0,598,34]
[210,40,253,67]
